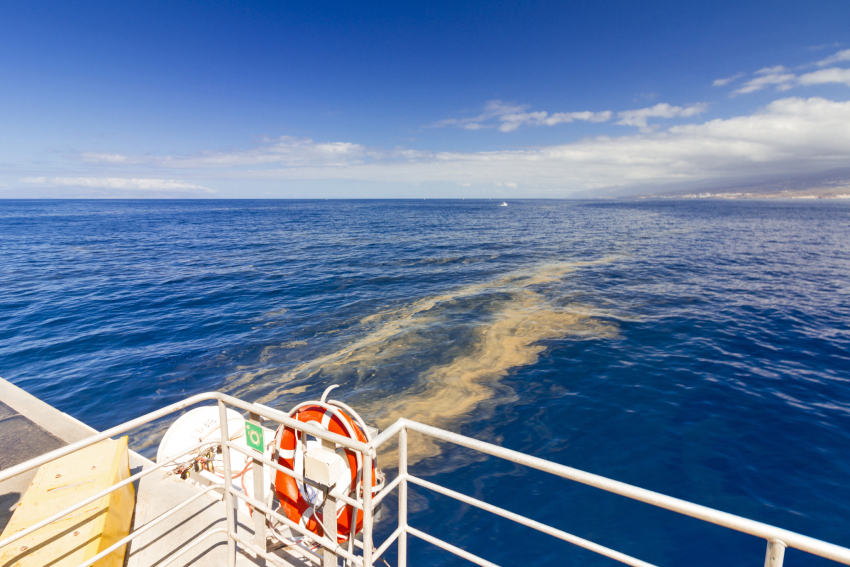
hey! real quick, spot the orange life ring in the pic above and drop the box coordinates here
[274,404,375,542]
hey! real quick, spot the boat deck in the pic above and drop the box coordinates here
[4,378,850,567]
[0,377,312,567]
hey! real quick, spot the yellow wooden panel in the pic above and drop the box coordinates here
[0,437,135,567]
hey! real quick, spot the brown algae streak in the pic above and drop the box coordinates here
[238,259,619,463]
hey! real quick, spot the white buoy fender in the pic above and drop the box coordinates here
[156,405,274,514]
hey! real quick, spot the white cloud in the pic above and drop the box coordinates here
[734,66,850,94]
[64,97,850,195]
[756,65,788,75]
[433,99,709,133]
[727,50,850,95]
[734,69,797,94]
[817,48,850,67]
[798,67,850,88]
[20,177,213,192]
[497,110,612,132]
[79,153,130,163]
[80,137,368,169]
[615,103,708,129]
[430,100,612,132]
[713,73,744,87]
[428,100,529,129]
[288,97,850,188]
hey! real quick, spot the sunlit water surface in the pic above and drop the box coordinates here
[1,199,849,566]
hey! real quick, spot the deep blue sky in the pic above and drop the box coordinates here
[2,1,849,197]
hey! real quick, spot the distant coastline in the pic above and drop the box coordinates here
[637,188,850,200]
[623,167,850,200]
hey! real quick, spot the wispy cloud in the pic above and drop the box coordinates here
[429,100,612,132]
[808,42,842,53]
[735,65,850,94]
[80,137,369,169]
[427,100,529,130]
[70,97,850,194]
[20,177,213,192]
[712,73,744,87]
[734,66,797,94]
[817,48,850,67]
[497,110,612,132]
[727,49,850,95]
[798,67,850,87]
[79,153,132,163]
[431,99,713,133]
[634,92,659,102]
[615,103,708,130]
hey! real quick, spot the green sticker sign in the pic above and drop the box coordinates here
[245,422,264,453]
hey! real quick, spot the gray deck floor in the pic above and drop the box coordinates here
[0,399,65,531]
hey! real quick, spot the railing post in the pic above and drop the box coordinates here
[764,539,786,567]
[363,451,374,567]
[322,491,338,567]
[249,411,267,563]
[398,426,408,567]
[219,400,237,567]
[322,436,338,567]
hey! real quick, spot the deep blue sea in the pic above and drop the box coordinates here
[1,199,849,566]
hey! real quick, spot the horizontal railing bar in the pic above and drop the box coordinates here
[74,486,219,567]
[401,419,850,565]
[158,527,228,567]
[220,394,371,453]
[408,475,657,567]
[373,525,403,562]
[371,419,404,450]
[225,441,362,511]
[0,439,215,551]
[227,485,363,565]
[406,526,500,567]
[371,473,403,509]
[267,530,325,562]
[0,392,220,483]
[230,531,292,567]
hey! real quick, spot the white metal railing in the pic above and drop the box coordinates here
[379,419,850,567]
[1,392,849,567]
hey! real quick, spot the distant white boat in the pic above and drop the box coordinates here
[500,202,508,207]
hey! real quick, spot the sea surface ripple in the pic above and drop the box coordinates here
[1,199,849,566]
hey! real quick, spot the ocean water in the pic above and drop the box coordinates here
[1,199,849,566]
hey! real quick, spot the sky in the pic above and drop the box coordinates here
[1,1,849,198]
